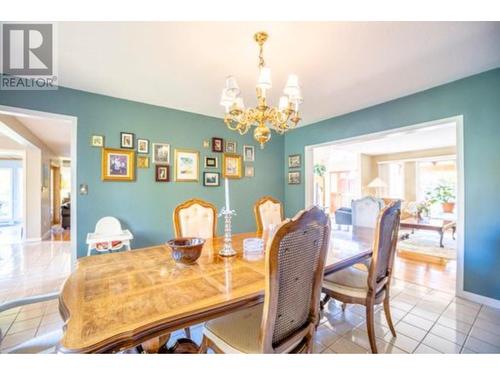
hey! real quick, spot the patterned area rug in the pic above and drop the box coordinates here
[397,229,456,260]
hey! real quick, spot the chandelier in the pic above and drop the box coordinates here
[220,31,302,148]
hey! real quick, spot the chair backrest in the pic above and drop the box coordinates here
[254,196,284,233]
[367,200,401,293]
[95,216,123,235]
[351,196,384,228]
[260,206,330,353]
[173,198,217,239]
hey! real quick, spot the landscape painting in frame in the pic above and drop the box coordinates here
[175,149,199,182]
[288,171,301,185]
[152,143,170,164]
[203,172,220,186]
[223,153,242,179]
[102,148,135,181]
[243,145,255,162]
[288,154,301,168]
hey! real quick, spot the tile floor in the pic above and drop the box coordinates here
[1,277,499,353]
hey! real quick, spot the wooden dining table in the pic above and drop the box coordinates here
[57,227,374,353]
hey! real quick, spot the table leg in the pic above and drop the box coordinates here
[141,334,170,353]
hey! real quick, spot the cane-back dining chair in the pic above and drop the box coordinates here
[199,206,331,354]
[254,196,284,233]
[173,198,217,239]
[321,200,401,353]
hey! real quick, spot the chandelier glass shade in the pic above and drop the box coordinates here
[220,32,302,148]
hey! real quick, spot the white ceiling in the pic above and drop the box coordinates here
[15,116,71,157]
[320,122,456,155]
[53,22,500,125]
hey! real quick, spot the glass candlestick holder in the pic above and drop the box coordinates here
[219,207,237,257]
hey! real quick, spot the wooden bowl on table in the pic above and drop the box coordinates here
[166,237,205,265]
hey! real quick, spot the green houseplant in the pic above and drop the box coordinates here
[427,183,456,213]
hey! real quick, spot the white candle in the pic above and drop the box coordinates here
[224,178,230,211]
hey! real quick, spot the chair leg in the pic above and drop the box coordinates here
[366,303,378,354]
[198,335,209,354]
[320,294,330,310]
[384,295,397,337]
[184,327,191,339]
[341,302,347,312]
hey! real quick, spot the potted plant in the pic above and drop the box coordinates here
[428,183,456,213]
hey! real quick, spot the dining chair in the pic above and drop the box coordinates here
[198,206,331,354]
[321,200,401,353]
[351,196,384,228]
[173,198,217,239]
[254,195,284,233]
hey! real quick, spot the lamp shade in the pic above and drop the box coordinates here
[278,96,289,111]
[284,74,299,96]
[257,67,272,89]
[225,75,240,96]
[220,88,235,108]
[368,177,387,188]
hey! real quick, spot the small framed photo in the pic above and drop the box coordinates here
[152,143,170,164]
[243,145,255,162]
[204,156,218,169]
[155,165,170,182]
[137,139,149,154]
[137,156,149,168]
[288,171,301,185]
[225,140,237,153]
[101,148,135,181]
[91,135,104,147]
[222,153,242,179]
[203,139,210,148]
[212,137,224,153]
[120,132,135,149]
[203,172,220,187]
[174,149,200,182]
[245,164,254,177]
[288,154,301,168]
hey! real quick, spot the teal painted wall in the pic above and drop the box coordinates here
[0,86,284,257]
[284,68,500,300]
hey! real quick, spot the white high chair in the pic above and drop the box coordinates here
[86,216,133,256]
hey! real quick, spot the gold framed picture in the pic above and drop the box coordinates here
[222,153,242,179]
[101,148,135,181]
[174,149,200,182]
[245,164,254,177]
[137,156,149,168]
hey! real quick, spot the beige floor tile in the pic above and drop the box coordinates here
[421,333,462,353]
[463,336,500,354]
[322,315,358,336]
[343,328,405,353]
[6,317,41,335]
[415,300,449,314]
[333,310,366,326]
[460,347,477,354]
[0,328,36,351]
[357,321,390,339]
[312,340,326,353]
[329,337,369,354]
[472,318,500,335]
[0,315,16,334]
[436,316,472,334]
[409,307,440,322]
[321,347,336,354]
[413,343,441,354]
[453,297,481,310]
[401,313,435,331]
[477,307,500,324]
[442,309,477,325]
[20,302,47,313]
[390,300,415,312]
[469,326,500,347]
[395,321,427,342]
[382,331,420,353]
[0,307,20,319]
[315,324,341,347]
[36,321,63,336]
[445,303,480,317]
[14,308,45,322]
[429,324,467,346]
[40,312,63,326]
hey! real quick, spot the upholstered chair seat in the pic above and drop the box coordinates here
[173,199,217,239]
[323,264,384,299]
[254,196,284,233]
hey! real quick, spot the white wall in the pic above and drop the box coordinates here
[0,115,56,240]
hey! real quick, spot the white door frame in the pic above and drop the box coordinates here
[304,115,498,308]
[0,104,78,270]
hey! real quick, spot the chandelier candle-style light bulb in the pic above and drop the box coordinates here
[220,31,302,148]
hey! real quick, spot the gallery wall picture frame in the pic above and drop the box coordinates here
[288,171,301,185]
[152,143,170,164]
[211,137,224,153]
[225,140,237,153]
[204,156,218,169]
[222,153,242,179]
[137,139,149,154]
[245,164,255,178]
[203,172,220,187]
[243,145,255,162]
[137,156,149,168]
[101,148,136,181]
[155,165,170,182]
[91,135,104,147]
[288,154,301,168]
[174,149,200,182]
[203,139,210,148]
[120,132,135,149]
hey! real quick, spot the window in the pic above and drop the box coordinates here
[0,168,13,222]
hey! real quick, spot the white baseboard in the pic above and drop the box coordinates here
[457,289,500,309]
[25,237,42,242]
